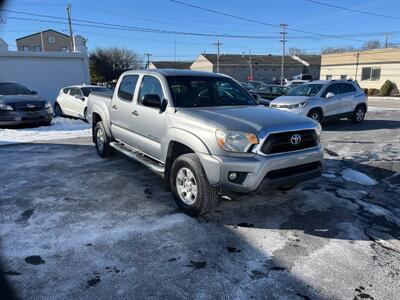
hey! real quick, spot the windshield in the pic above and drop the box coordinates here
[0,83,33,95]
[167,76,257,108]
[287,84,324,97]
[81,86,111,97]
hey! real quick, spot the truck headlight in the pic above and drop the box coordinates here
[216,129,258,152]
[314,122,322,141]
[45,101,52,109]
[288,102,308,109]
[0,103,13,111]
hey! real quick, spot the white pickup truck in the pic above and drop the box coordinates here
[88,69,324,216]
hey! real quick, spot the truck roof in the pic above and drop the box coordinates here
[124,69,229,78]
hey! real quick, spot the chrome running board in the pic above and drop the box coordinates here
[110,141,165,176]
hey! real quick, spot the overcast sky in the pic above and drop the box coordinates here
[1,0,399,61]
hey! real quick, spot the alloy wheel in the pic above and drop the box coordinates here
[176,167,198,205]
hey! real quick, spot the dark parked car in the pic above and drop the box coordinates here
[0,82,53,126]
[250,85,288,100]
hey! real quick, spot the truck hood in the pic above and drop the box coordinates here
[176,105,315,134]
[271,96,310,105]
[0,94,45,104]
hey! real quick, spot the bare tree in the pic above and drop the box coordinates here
[288,47,307,56]
[362,40,381,50]
[321,46,355,54]
[90,47,143,83]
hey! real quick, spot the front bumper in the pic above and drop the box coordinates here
[199,144,324,193]
[270,106,308,116]
[0,109,53,126]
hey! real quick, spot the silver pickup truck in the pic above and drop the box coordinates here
[88,69,324,216]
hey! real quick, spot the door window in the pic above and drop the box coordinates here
[118,75,139,102]
[322,83,341,98]
[271,86,284,94]
[341,83,356,94]
[69,88,82,97]
[138,76,164,104]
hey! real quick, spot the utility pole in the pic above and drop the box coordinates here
[355,52,360,81]
[66,3,74,51]
[385,33,391,48]
[280,23,287,85]
[248,50,253,81]
[144,53,152,69]
[213,40,222,73]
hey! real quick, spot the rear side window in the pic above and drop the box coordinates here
[69,88,82,97]
[118,75,139,101]
[63,88,70,94]
[138,76,164,104]
[341,83,356,93]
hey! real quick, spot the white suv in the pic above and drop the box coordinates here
[271,80,367,124]
[54,85,111,121]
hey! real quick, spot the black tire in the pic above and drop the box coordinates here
[94,121,114,158]
[278,185,296,191]
[351,105,366,124]
[40,121,52,127]
[170,153,218,217]
[307,109,322,123]
[54,103,63,117]
[84,108,89,122]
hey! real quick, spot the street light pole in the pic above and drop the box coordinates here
[280,23,287,85]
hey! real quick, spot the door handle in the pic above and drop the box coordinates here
[132,110,139,116]
[112,104,117,110]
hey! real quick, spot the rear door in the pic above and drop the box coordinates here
[57,88,71,115]
[321,83,342,117]
[128,75,167,160]
[340,83,357,114]
[67,88,84,117]
[110,74,140,145]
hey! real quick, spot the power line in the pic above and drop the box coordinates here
[304,0,400,21]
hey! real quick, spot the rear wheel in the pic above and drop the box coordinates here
[170,153,218,217]
[54,103,63,117]
[307,109,322,123]
[94,122,114,158]
[351,106,366,124]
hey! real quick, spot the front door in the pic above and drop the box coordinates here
[321,83,342,117]
[128,75,167,161]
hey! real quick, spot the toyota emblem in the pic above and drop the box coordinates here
[290,134,302,145]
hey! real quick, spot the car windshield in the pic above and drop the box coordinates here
[167,76,257,108]
[81,86,111,97]
[0,83,32,95]
[287,84,324,97]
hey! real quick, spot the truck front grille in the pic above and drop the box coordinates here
[261,130,317,155]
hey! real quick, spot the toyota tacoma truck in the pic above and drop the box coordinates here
[88,69,324,216]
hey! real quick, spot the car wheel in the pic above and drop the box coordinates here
[94,122,114,158]
[54,103,63,117]
[351,106,366,124]
[307,109,322,123]
[170,153,218,217]
[84,108,89,122]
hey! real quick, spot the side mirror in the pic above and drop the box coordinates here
[31,91,38,95]
[142,94,161,108]
[160,98,168,112]
[326,92,335,99]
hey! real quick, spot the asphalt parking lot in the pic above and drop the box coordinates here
[1,105,399,299]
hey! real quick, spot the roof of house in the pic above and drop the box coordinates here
[16,29,70,41]
[150,61,192,69]
[200,54,321,67]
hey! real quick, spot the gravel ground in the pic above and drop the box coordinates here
[0,107,399,300]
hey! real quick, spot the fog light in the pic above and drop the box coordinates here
[228,172,238,181]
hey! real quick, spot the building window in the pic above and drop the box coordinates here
[326,75,332,80]
[361,67,381,81]
[340,75,347,80]
[23,46,30,52]
[33,46,41,52]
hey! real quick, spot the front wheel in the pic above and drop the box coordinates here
[351,106,366,124]
[94,122,114,158]
[170,153,218,217]
[54,103,63,117]
[307,109,322,123]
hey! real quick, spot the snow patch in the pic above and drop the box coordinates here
[0,117,91,145]
[341,168,378,186]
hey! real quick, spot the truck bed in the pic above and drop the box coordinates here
[90,90,113,100]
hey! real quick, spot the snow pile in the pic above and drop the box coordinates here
[341,168,378,186]
[0,117,91,145]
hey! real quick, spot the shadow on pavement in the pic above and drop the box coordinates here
[323,119,400,131]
